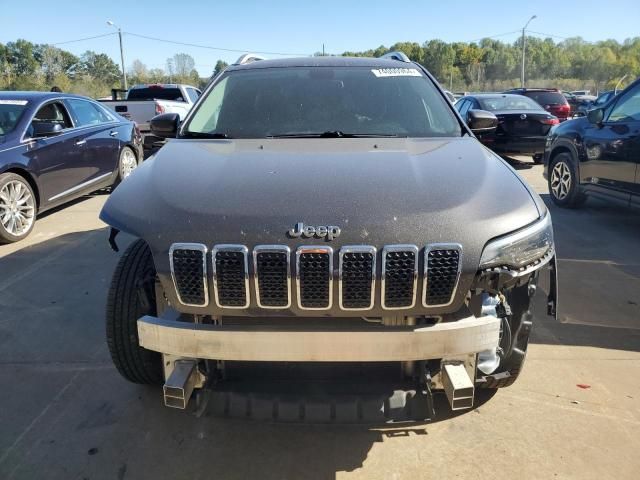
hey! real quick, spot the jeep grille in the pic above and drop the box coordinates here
[168,243,462,311]
[169,244,208,306]
[423,246,462,307]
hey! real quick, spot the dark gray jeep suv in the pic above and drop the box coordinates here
[100,53,557,421]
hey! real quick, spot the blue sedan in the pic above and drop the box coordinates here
[0,91,143,243]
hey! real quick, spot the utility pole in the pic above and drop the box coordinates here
[322,43,325,56]
[521,15,537,89]
[107,21,128,90]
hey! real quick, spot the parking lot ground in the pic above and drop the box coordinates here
[1,161,639,480]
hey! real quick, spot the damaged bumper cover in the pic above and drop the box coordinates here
[137,313,500,362]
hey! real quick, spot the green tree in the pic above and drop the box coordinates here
[78,50,121,84]
[213,60,228,76]
[168,53,196,83]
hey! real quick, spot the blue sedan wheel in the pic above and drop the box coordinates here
[0,173,36,243]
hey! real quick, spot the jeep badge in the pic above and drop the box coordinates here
[288,222,341,241]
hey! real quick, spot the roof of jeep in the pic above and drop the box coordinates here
[227,56,421,71]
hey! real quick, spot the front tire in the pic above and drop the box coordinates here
[548,152,586,208]
[106,239,163,384]
[114,146,139,186]
[0,172,37,244]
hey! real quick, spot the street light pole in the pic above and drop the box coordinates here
[107,21,127,90]
[521,15,537,89]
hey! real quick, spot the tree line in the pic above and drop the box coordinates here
[1,36,639,98]
[0,39,212,97]
[342,36,640,92]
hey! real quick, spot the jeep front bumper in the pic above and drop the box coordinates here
[137,313,500,362]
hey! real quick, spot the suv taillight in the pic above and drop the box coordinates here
[155,102,165,115]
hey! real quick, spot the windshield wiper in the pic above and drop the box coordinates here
[182,131,232,139]
[266,131,400,138]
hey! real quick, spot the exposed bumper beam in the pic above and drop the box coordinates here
[137,314,500,362]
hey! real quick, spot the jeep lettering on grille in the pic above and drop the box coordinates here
[288,222,341,241]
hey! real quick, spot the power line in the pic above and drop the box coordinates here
[464,30,521,43]
[123,31,309,57]
[52,32,116,46]
[527,30,570,40]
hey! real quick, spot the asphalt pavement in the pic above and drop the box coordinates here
[0,159,639,480]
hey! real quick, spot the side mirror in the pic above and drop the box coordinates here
[150,113,180,138]
[587,108,604,125]
[467,109,498,134]
[32,122,63,137]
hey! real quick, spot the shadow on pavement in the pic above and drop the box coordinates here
[502,155,534,170]
[35,189,111,221]
[531,194,640,352]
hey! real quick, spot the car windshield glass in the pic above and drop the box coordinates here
[127,87,185,101]
[185,66,461,138]
[0,100,28,135]
[478,96,542,111]
[525,91,565,106]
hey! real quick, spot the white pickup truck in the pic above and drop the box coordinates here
[101,84,201,148]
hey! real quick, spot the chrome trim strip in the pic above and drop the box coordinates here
[253,245,291,309]
[211,244,250,309]
[338,245,376,311]
[169,243,209,307]
[295,246,333,311]
[381,244,419,310]
[47,171,113,202]
[423,243,463,308]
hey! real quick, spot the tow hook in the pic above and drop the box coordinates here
[418,362,436,419]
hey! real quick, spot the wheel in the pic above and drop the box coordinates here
[106,239,163,384]
[115,146,138,185]
[532,153,544,164]
[0,172,37,244]
[548,152,586,208]
[478,282,532,389]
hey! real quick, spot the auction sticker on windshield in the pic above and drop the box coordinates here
[0,100,28,105]
[371,68,421,77]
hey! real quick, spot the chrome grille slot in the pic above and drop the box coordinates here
[169,243,208,307]
[381,245,418,310]
[339,246,376,310]
[296,246,333,310]
[212,245,249,308]
[423,245,462,307]
[253,245,291,308]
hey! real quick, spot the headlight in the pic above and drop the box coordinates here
[479,214,554,270]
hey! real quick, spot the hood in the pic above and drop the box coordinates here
[101,136,544,316]
[102,137,541,257]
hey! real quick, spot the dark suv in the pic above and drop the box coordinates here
[505,88,571,122]
[99,53,557,421]
[544,77,640,209]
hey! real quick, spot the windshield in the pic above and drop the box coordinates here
[185,66,461,138]
[0,100,28,135]
[478,96,543,111]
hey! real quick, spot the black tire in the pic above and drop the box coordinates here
[0,172,37,244]
[548,152,586,208]
[478,282,533,389]
[532,153,544,164]
[113,146,139,187]
[106,239,163,384]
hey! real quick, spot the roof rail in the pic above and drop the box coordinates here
[234,54,267,65]
[380,51,411,63]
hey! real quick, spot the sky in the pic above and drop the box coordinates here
[1,0,639,76]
